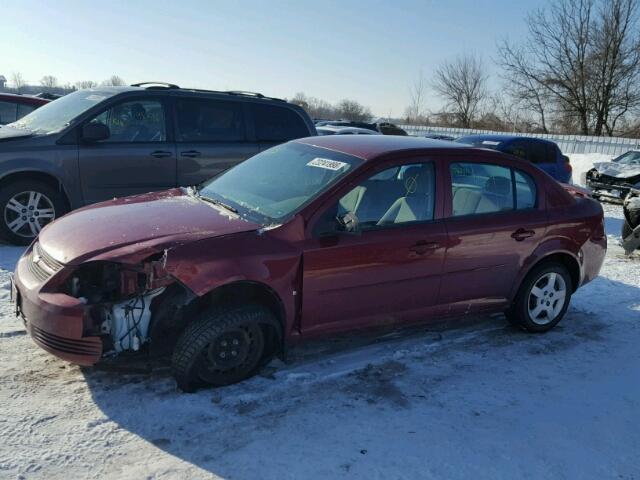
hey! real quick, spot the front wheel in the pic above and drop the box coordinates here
[172,305,272,392]
[507,262,573,333]
[0,180,67,245]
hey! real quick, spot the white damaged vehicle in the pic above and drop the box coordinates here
[586,150,640,202]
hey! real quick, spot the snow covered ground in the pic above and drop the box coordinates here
[1,208,639,478]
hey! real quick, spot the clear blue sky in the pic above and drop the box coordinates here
[1,0,546,116]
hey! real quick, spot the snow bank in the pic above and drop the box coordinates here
[568,153,616,186]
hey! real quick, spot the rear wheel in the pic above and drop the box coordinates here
[0,180,66,245]
[507,262,572,332]
[172,305,272,392]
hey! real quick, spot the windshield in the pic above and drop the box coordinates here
[199,142,362,225]
[614,151,640,165]
[8,89,119,134]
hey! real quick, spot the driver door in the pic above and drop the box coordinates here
[78,97,177,204]
[299,159,448,336]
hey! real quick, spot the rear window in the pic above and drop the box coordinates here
[176,98,245,142]
[16,103,36,120]
[252,104,309,142]
[0,101,17,124]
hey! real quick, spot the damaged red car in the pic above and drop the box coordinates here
[12,136,607,391]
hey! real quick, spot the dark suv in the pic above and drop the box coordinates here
[0,82,316,244]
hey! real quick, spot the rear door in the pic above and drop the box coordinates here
[441,156,547,313]
[78,96,176,204]
[174,97,260,186]
[251,103,313,152]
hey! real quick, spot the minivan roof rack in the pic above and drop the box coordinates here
[131,82,180,89]
[225,90,265,98]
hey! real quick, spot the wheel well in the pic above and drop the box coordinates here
[0,171,71,211]
[192,281,286,355]
[533,253,581,292]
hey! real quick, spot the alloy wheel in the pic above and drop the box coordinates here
[527,272,567,325]
[3,191,56,238]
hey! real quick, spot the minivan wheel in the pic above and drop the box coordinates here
[172,305,271,392]
[0,180,67,245]
[506,262,573,333]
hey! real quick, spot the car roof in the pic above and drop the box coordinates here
[295,135,468,160]
[458,134,552,145]
[0,93,50,105]
[100,83,288,103]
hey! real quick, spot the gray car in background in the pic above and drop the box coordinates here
[0,83,316,244]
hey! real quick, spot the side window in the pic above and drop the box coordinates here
[503,141,527,160]
[528,141,547,164]
[90,99,166,143]
[17,103,36,120]
[450,162,514,216]
[337,162,435,230]
[0,101,17,124]
[252,104,309,141]
[514,170,537,209]
[175,98,245,142]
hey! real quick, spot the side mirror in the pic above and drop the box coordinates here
[81,122,110,143]
[337,211,361,235]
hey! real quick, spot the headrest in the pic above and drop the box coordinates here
[402,166,431,195]
[484,176,511,196]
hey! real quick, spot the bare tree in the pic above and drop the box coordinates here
[432,54,488,128]
[75,80,98,89]
[405,71,428,124]
[102,75,126,86]
[11,72,25,93]
[336,99,372,122]
[40,75,58,89]
[290,92,337,120]
[499,0,640,136]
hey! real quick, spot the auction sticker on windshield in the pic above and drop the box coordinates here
[307,158,348,171]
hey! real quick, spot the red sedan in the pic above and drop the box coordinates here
[0,93,49,125]
[12,136,606,391]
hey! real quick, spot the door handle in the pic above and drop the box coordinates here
[180,150,202,158]
[150,150,172,158]
[409,241,440,255]
[511,228,535,241]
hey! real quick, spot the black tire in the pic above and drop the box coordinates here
[172,305,273,392]
[0,180,67,245]
[506,262,573,333]
[622,220,633,240]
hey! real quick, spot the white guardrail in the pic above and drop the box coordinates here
[400,124,640,157]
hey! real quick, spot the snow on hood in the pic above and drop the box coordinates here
[593,161,640,178]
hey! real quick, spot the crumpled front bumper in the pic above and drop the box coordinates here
[586,178,632,202]
[14,253,102,365]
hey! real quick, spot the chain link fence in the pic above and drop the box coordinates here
[400,125,640,157]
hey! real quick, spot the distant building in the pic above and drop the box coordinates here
[0,75,6,90]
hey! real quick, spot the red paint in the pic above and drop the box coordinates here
[14,136,607,365]
[0,93,50,108]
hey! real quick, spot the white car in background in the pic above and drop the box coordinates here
[585,150,640,201]
[316,125,381,136]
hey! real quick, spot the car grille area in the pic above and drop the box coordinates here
[28,324,102,363]
[27,242,64,282]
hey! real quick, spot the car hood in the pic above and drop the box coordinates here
[38,188,261,265]
[593,161,640,178]
[0,125,33,141]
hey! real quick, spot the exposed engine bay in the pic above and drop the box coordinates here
[62,251,181,356]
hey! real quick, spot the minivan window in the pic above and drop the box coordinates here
[89,99,166,143]
[252,104,309,142]
[176,98,245,142]
[9,89,118,134]
[451,162,514,216]
[0,101,17,124]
